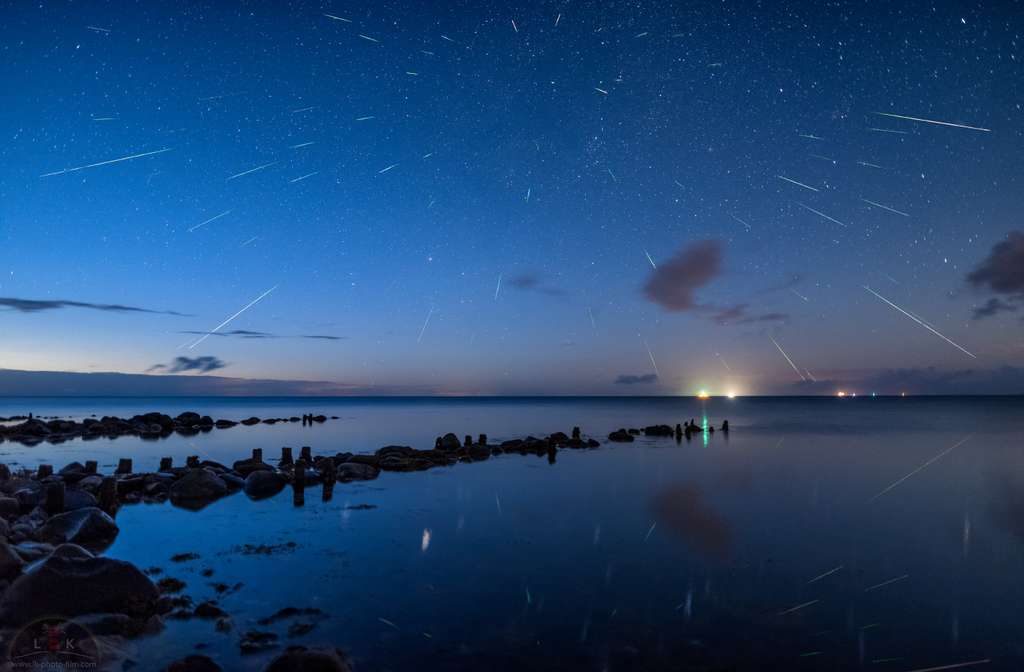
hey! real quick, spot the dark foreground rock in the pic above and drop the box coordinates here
[36,507,119,551]
[263,646,351,672]
[0,543,158,625]
[169,469,229,510]
[608,428,635,442]
[244,470,286,499]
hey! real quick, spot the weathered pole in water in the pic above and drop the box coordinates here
[45,481,65,515]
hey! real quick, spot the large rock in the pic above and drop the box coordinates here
[37,507,119,551]
[244,471,285,500]
[608,428,634,442]
[0,497,19,517]
[335,462,380,482]
[233,458,274,477]
[438,433,461,451]
[169,469,228,510]
[64,488,98,511]
[263,646,351,672]
[0,540,24,580]
[0,544,158,626]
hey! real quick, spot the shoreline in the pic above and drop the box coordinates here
[0,411,728,671]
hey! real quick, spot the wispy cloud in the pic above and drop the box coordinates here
[0,297,188,316]
[615,373,659,385]
[148,356,227,374]
[508,272,566,296]
[178,329,346,341]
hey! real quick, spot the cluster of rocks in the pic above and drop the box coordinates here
[0,419,708,669]
[608,420,729,442]
[0,411,337,446]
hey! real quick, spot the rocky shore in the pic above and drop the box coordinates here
[0,411,337,446]
[0,414,723,671]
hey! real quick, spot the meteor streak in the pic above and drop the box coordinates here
[188,210,232,233]
[796,202,847,227]
[861,198,909,217]
[873,112,991,132]
[769,335,806,381]
[40,147,173,177]
[188,286,279,350]
[776,175,819,192]
[862,286,976,358]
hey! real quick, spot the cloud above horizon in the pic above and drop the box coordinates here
[615,373,659,385]
[179,330,345,341]
[148,356,227,374]
[508,272,566,296]
[967,231,1024,319]
[779,365,1024,395]
[643,240,722,311]
[0,296,188,316]
[643,241,789,325]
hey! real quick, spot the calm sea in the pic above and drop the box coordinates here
[2,396,1023,671]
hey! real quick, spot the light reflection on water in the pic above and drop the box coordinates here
[3,397,1023,670]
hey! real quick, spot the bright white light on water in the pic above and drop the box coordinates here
[727,391,737,399]
[421,528,432,552]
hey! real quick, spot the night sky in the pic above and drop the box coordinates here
[1,1,1022,395]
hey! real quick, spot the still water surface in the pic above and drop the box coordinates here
[2,397,1022,671]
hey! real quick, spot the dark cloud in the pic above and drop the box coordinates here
[967,231,1024,295]
[615,373,659,385]
[966,231,1024,319]
[711,304,789,325]
[643,240,722,311]
[0,297,188,316]
[508,272,565,296]
[972,298,1018,320]
[178,330,346,341]
[180,329,274,339]
[148,356,227,374]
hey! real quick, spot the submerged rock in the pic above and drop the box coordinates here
[169,469,228,510]
[36,507,119,551]
[244,470,286,499]
[0,543,158,625]
[336,462,380,482]
[608,429,635,442]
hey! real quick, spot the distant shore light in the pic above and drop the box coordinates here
[697,390,710,399]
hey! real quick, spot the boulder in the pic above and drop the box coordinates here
[64,488,98,511]
[263,646,351,672]
[37,507,119,551]
[608,429,634,442]
[0,540,24,580]
[336,462,380,482]
[0,544,158,625]
[233,459,274,477]
[10,541,53,563]
[0,496,19,517]
[438,433,461,451]
[166,655,223,672]
[244,471,286,499]
[169,469,229,510]
[644,424,674,436]
[241,417,261,426]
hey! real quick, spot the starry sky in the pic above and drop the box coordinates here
[1,1,1022,395]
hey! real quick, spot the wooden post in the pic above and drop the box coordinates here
[292,458,306,507]
[252,448,263,463]
[45,481,65,515]
[478,434,487,446]
[186,456,200,468]
[280,447,293,466]
[116,458,132,475]
[300,446,312,462]
[572,426,581,440]
[37,464,54,479]
[159,457,173,472]
[98,476,118,515]
[84,460,97,474]
[321,457,335,502]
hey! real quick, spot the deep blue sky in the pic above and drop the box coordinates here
[1,1,1022,395]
